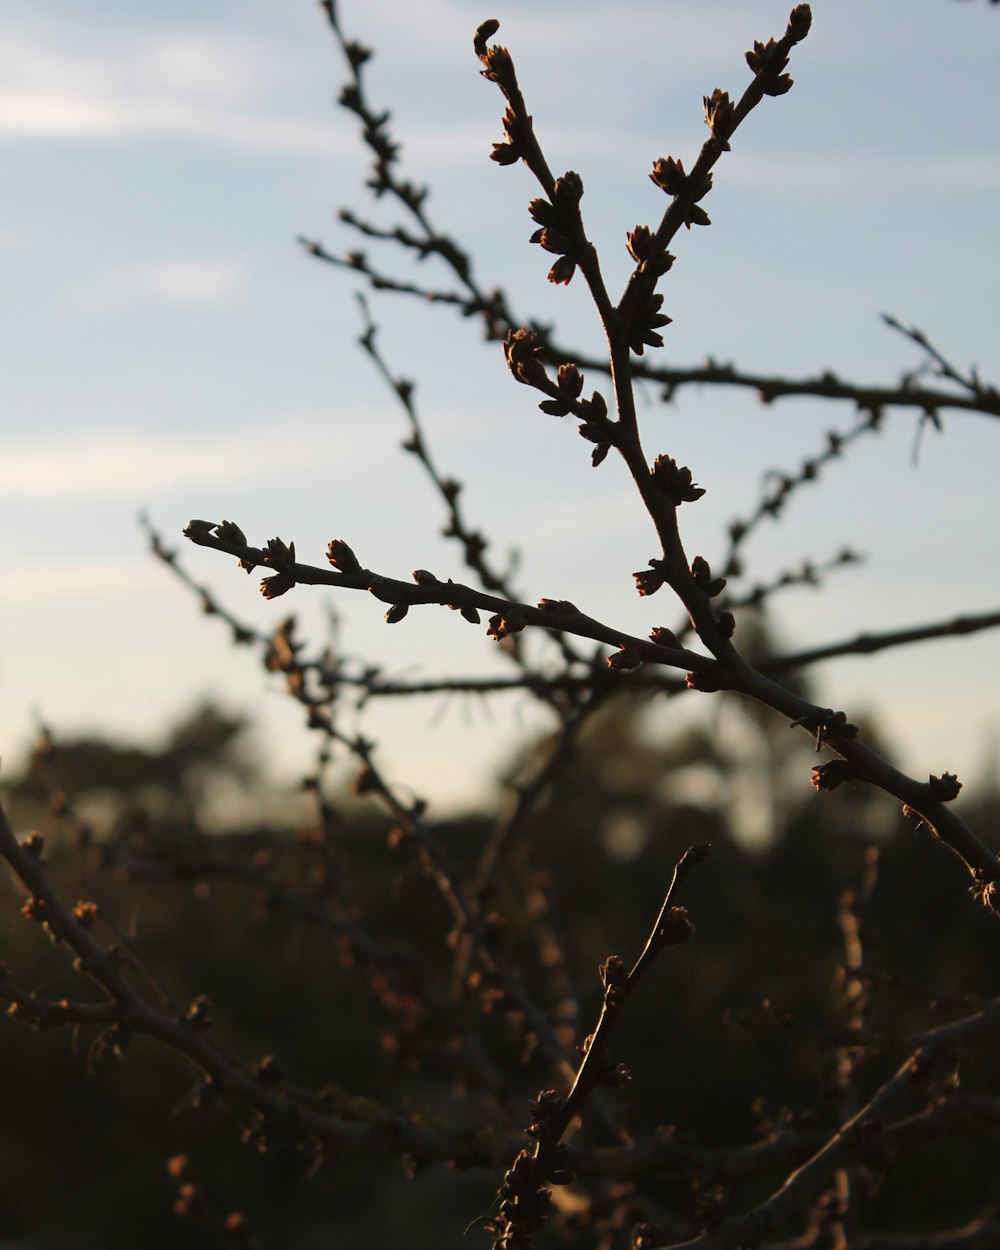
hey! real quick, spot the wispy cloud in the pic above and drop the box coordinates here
[0,91,129,139]
[0,420,372,502]
[0,90,343,153]
[0,29,345,153]
[64,258,248,312]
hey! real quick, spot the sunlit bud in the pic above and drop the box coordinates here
[327,538,361,573]
[649,156,686,195]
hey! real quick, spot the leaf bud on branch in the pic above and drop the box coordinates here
[503,327,548,387]
[928,772,963,802]
[651,455,706,505]
[326,538,362,573]
[633,560,668,597]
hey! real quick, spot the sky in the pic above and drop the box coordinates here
[2,0,999,818]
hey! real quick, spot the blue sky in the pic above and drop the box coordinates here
[2,0,998,815]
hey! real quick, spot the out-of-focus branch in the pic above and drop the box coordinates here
[479,844,712,1250]
[613,351,1000,423]
[302,231,1000,426]
[0,800,526,1170]
[351,294,588,673]
[757,607,1000,674]
[314,0,513,342]
[882,313,1000,407]
[183,512,1000,912]
[353,295,518,602]
[647,999,1000,1250]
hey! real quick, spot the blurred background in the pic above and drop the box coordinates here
[2,0,999,811]
[2,691,1000,1249]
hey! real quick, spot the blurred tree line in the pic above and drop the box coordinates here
[3,691,998,1250]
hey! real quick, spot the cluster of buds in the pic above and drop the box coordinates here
[512,347,616,467]
[620,225,677,351]
[528,172,585,285]
[489,105,531,167]
[574,390,616,466]
[326,538,362,575]
[618,236,675,354]
[537,362,584,417]
[503,327,547,388]
[260,537,297,601]
[485,1144,557,1248]
[599,954,629,1007]
[473,19,531,173]
[607,645,642,672]
[703,88,736,150]
[649,155,686,196]
[745,5,812,98]
[625,224,672,271]
[651,454,706,505]
[633,559,668,598]
[659,905,696,946]
[184,518,258,575]
[691,556,727,597]
[474,19,514,89]
[487,607,527,641]
[649,157,713,229]
[215,518,248,549]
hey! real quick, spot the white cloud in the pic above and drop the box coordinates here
[0,28,344,153]
[64,258,248,312]
[0,91,129,138]
[0,89,346,153]
[0,420,373,502]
